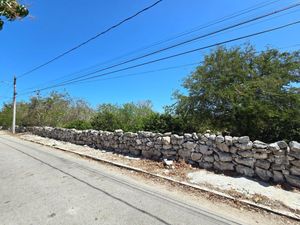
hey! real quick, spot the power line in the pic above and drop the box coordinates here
[132,0,282,51]
[69,62,201,85]
[21,0,282,92]
[17,0,163,79]
[0,80,10,85]
[19,19,300,95]
[38,2,300,88]
[84,0,282,68]
[46,40,300,87]
[20,63,199,96]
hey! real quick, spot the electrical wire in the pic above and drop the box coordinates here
[20,0,282,92]
[17,0,163,79]
[68,62,201,85]
[18,19,300,95]
[36,2,300,88]
[61,41,300,86]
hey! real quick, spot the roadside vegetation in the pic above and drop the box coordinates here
[1,45,299,142]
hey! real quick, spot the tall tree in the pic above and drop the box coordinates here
[0,0,29,30]
[174,45,300,142]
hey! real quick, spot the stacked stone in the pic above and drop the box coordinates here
[286,141,300,188]
[25,126,300,188]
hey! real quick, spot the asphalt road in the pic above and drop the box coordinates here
[0,134,240,225]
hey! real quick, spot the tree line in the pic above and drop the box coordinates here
[1,45,299,142]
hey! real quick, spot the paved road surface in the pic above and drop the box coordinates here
[0,134,241,225]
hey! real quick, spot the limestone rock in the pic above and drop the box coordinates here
[238,136,250,144]
[136,139,142,145]
[142,149,161,159]
[198,161,213,169]
[216,142,230,152]
[216,135,224,143]
[130,149,141,156]
[191,152,202,161]
[255,160,270,170]
[114,129,123,135]
[290,166,300,176]
[276,141,288,149]
[216,151,232,162]
[208,134,216,141]
[184,133,193,139]
[204,155,214,163]
[214,161,234,171]
[255,167,272,181]
[273,171,285,183]
[285,175,300,188]
[198,145,210,154]
[162,144,172,150]
[182,141,196,150]
[290,141,300,152]
[236,165,254,177]
[214,154,219,161]
[235,142,253,151]
[224,136,233,145]
[253,153,268,160]
[271,164,286,171]
[289,151,300,160]
[268,143,280,152]
[253,140,268,149]
[162,149,176,158]
[171,134,184,145]
[235,157,256,168]
[163,159,173,168]
[291,160,300,167]
[237,150,253,158]
[162,136,171,145]
[192,132,198,140]
[229,146,237,154]
[232,137,239,144]
[274,156,289,165]
[178,149,191,160]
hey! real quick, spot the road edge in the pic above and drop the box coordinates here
[13,133,300,221]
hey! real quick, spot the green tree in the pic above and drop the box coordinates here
[0,92,94,128]
[91,101,155,132]
[143,113,186,134]
[91,104,123,131]
[174,45,300,142]
[25,92,71,127]
[0,0,29,30]
[0,102,29,128]
[64,120,92,130]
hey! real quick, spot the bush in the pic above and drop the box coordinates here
[64,120,92,130]
[143,113,186,134]
[91,102,155,132]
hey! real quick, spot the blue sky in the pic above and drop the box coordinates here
[1,0,300,111]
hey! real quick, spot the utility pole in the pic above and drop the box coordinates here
[12,76,17,134]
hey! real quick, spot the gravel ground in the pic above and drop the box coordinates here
[188,170,300,211]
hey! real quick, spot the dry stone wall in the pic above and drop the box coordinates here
[24,126,300,188]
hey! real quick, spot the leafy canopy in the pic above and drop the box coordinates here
[0,0,29,30]
[91,101,155,132]
[0,92,94,128]
[174,45,300,142]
